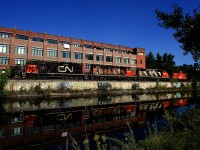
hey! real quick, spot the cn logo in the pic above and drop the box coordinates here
[58,66,73,73]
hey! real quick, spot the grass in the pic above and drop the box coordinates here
[66,107,200,150]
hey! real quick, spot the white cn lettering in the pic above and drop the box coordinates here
[58,66,73,73]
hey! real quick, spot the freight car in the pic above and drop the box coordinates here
[10,60,187,81]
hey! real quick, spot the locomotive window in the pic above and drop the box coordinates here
[85,53,93,60]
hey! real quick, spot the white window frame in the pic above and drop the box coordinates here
[15,45,27,54]
[124,58,129,64]
[115,57,121,64]
[47,49,58,57]
[32,47,43,56]
[0,44,10,53]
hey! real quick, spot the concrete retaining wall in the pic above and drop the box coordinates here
[5,80,191,92]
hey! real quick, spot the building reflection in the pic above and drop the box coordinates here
[0,93,189,150]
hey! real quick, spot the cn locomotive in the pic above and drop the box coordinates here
[12,60,187,81]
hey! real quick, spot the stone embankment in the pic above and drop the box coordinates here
[5,79,192,98]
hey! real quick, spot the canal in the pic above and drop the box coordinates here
[0,91,199,150]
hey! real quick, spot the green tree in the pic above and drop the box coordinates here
[146,51,156,69]
[156,52,163,71]
[155,4,200,62]
[162,53,175,75]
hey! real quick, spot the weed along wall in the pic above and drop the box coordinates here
[5,80,191,95]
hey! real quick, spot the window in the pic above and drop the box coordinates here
[32,37,44,42]
[60,122,68,129]
[74,52,82,59]
[14,58,26,66]
[0,44,10,53]
[16,34,29,40]
[115,57,121,63]
[96,46,104,50]
[61,41,70,45]
[113,49,119,52]
[29,125,40,134]
[140,60,143,64]
[11,127,23,136]
[0,129,5,138]
[32,47,43,56]
[85,119,92,125]
[74,43,81,47]
[0,57,9,64]
[47,49,58,57]
[47,39,58,44]
[0,32,12,38]
[15,46,27,54]
[138,52,144,55]
[44,124,54,131]
[85,63,90,69]
[73,120,81,127]
[96,55,103,61]
[106,56,113,62]
[11,116,23,123]
[131,59,137,64]
[122,50,127,54]
[96,118,103,123]
[61,51,70,58]
[84,44,92,49]
[85,53,93,60]
[124,58,129,64]
[106,116,112,122]
[105,48,111,52]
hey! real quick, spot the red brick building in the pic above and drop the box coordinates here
[0,26,146,70]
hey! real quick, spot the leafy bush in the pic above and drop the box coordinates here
[0,69,10,96]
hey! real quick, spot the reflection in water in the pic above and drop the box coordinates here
[0,92,198,150]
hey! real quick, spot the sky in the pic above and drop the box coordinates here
[0,0,199,66]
